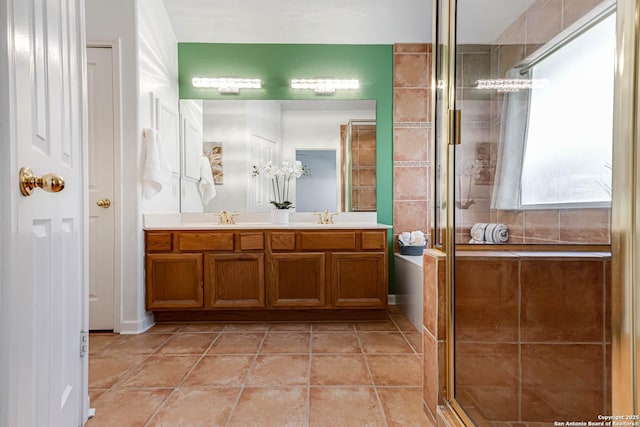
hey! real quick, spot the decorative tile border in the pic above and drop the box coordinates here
[393,122,432,129]
[394,161,431,168]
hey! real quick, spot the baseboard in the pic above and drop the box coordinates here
[118,312,155,334]
[388,294,397,305]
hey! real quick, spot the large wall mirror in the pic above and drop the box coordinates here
[179,99,376,213]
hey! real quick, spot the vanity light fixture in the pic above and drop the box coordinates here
[291,78,360,95]
[192,77,262,94]
[476,78,547,93]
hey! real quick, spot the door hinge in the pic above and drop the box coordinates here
[448,109,461,146]
[80,330,88,357]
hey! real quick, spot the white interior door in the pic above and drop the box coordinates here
[87,47,116,330]
[0,0,88,425]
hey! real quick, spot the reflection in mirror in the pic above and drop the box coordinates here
[179,99,376,213]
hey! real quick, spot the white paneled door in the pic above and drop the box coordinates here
[0,0,88,425]
[87,47,116,330]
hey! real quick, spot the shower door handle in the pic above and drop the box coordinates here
[448,109,461,146]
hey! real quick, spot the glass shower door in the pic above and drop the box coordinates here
[436,0,616,424]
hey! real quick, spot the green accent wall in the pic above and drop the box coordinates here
[178,43,396,291]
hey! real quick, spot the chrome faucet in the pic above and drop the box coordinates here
[214,210,239,224]
[315,210,338,224]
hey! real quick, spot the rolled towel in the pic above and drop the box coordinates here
[470,223,488,243]
[490,223,509,244]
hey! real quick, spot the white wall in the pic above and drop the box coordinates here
[85,0,179,333]
[296,150,337,211]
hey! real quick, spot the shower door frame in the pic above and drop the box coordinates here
[433,0,640,422]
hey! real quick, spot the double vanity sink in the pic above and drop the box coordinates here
[143,212,391,321]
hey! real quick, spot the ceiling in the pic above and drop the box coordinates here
[161,0,536,45]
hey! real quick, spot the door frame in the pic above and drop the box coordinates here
[87,40,123,332]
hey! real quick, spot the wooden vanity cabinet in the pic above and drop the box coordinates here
[144,228,388,317]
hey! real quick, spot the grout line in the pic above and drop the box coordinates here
[354,320,390,427]
[223,328,269,427]
[306,329,312,427]
[142,329,218,426]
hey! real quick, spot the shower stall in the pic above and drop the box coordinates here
[426,0,637,423]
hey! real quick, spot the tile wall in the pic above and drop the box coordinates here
[454,251,611,423]
[453,0,612,244]
[349,124,377,212]
[393,44,432,248]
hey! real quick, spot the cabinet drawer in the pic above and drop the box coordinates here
[240,232,264,250]
[300,232,356,251]
[271,232,296,251]
[146,232,173,252]
[362,231,386,250]
[178,232,234,251]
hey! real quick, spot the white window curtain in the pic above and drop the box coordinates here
[490,68,530,210]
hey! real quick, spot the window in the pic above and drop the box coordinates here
[520,12,614,207]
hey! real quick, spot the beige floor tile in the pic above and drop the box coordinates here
[228,387,307,427]
[120,356,199,388]
[311,323,355,332]
[377,387,434,427]
[354,320,399,331]
[156,333,217,355]
[223,323,269,332]
[358,332,414,354]
[102,334,173,356]
[207,333,264,354]
[312,332,361,353]
[392,315,420,332]
[88,389,108,404]
[367,354,422,386]
[147,387,241,427]
[147,323,184,334]
[268,323,311,332]
[404,332,423,354]
[180,323,226,333]
[86,389,171,427]
[89,354,146,389]
[247,354,310,386]
[311,354,372,386]
[309,387,386,427]
[182,355,254,387]
[89,334,120,355]
[260,331,310,353]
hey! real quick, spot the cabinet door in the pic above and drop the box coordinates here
[205,254,265,308]
[146,253,203,309]
[330,253,387,308]
[269,253,326,308]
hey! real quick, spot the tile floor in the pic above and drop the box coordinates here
[87,308,433,426]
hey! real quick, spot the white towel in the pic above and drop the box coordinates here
[485,223,509,244]
[198,156,216,205]
[398,232,412,246]
[469,223,488,243]
[142,128,172,200]
[410,231,426,246]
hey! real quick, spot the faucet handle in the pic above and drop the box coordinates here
[230,212,239,224]
[329,212,339,224]
[314,212,324,224]
[212,212,223,224]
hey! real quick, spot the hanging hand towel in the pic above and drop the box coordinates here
[198,156,216,205]
[142,128,172,199]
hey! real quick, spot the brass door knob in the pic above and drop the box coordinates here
[19,167,65,196]
[96,198,111,208]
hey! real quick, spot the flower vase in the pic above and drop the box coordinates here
[271,208,290,224]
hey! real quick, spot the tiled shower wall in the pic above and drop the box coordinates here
[350,125,377,212]
[454,0,612,244]
[393,44,432,247]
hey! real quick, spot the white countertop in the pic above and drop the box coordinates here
[143,212,392,231]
